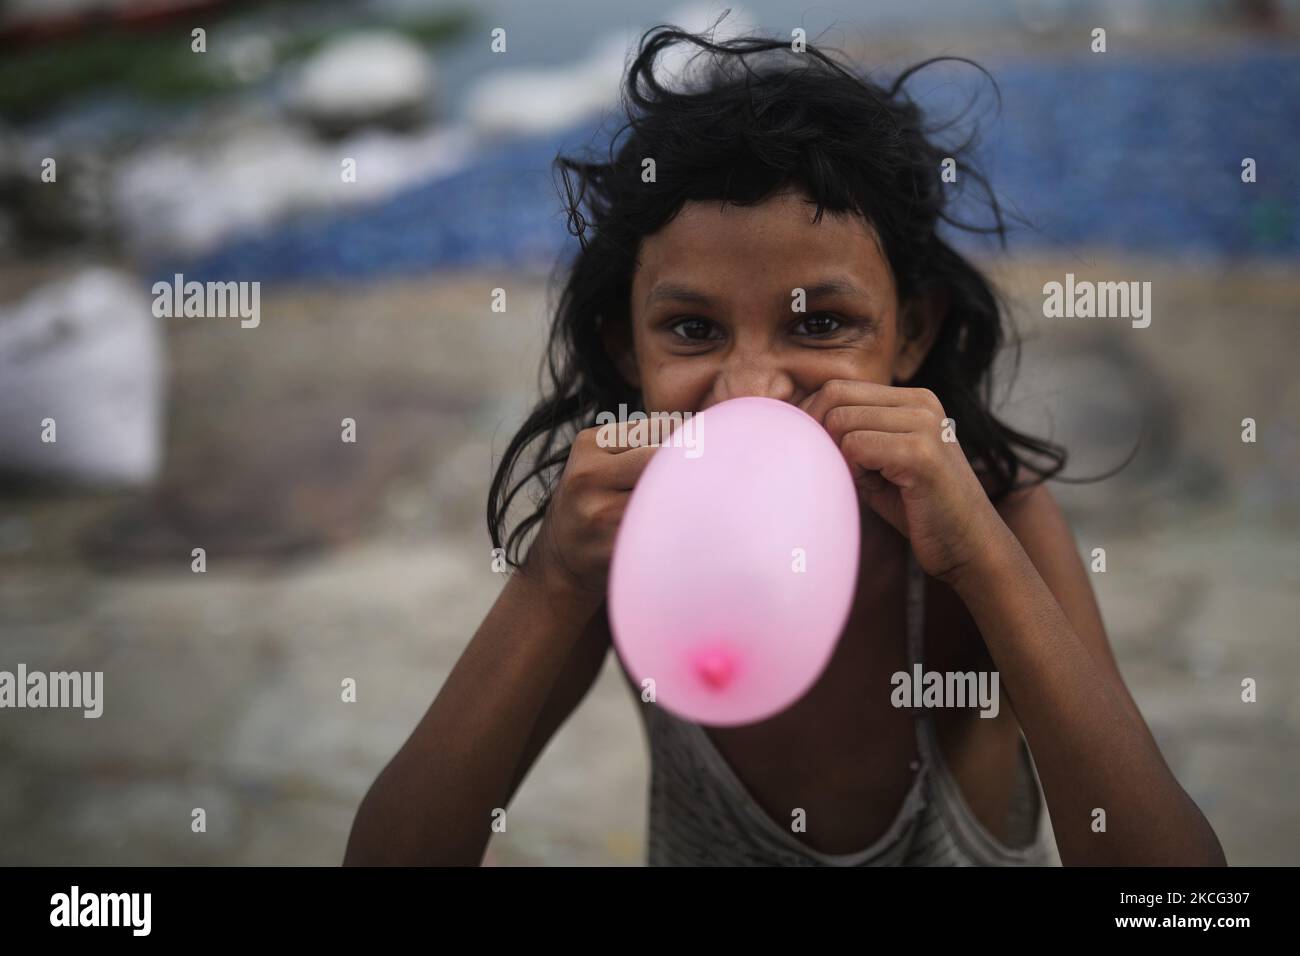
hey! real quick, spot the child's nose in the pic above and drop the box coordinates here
[711,363,797,406]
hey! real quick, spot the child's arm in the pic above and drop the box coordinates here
[345,424,657,866]
[951,484,1226,866]
[343,571,606,866]
[801,379,1226,866]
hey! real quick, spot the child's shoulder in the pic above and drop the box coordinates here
[974,460,1070,547]
[992,466,1075,558]
[986,468,1119,673]
[967,462,1099,639]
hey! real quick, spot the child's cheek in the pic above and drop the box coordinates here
[641,360,715,413]
[802,352,895,390]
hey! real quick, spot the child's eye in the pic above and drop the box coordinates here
[792,312,845,337]
[669,316,721,342]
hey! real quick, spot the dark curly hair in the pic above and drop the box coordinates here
[487,23,1068,568]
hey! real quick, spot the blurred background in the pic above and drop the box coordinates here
[0,0,1297,865]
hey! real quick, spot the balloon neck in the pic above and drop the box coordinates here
[692,645,738,690]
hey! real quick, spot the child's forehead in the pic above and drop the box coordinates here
[631,198,892,301]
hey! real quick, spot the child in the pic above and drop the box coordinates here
[345,26,1225,867]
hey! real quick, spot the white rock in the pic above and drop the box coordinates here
[111,121,475,259]
[290,30,435,127]
[0,268,164,486]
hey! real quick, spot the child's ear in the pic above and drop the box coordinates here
[892,291,948,384]
[601,316,641,389]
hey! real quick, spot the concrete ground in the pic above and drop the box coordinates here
[1,254,1296,865]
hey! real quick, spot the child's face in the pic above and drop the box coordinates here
[616,187,937,415]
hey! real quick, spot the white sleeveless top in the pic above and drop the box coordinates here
[628,547,1056,866]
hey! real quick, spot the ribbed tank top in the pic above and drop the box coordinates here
[629,547,1057,866]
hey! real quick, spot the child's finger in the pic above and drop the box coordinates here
[594,415,682,454]
[836,429,924,488]
[855,468,889,494]
[801,379,909,425]
[602,443,661,490]
[822,405,934,445]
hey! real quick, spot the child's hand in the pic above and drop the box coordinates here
[800,380,1010,586]
[522,420,671,608]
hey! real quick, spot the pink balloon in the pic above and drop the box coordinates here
[608,396,861,727]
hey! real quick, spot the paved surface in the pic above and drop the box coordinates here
[1,255,1296,865]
